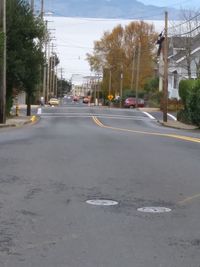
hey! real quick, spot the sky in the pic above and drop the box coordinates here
[44,0,200,82]
[139,0,200,8]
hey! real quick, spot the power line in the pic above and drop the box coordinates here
[56,44,93,49]
[168,12,200,31]
[171,24,200,36]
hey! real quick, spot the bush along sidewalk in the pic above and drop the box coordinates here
[177,79,200,127]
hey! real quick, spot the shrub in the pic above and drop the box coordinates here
[187,80,200,126]
[179,80,195,108]
[177,109,192,124]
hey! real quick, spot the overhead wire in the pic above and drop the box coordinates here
[45,0,200,78]
[169,24,200,37]
[168,12,200,31]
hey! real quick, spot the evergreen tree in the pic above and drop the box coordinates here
[6,0,45,115]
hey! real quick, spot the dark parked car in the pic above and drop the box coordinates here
[124,97,145,108]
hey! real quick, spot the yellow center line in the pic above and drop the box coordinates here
[92,116,200,144]
[92,116,200,206]
[178,193,200,205]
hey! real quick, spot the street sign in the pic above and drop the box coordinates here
[108,94,114,101]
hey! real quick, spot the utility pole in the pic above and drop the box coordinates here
[120,66,123,108]
[49,44,54,97]
[163,11,168,122]
[46,40,51,102]
[41,0,44,18]
[109,68,112,96]
[31,0,34,12]
[55,65,58,97]
[59,68,64,98]
[97,73,100,105]
[131,48,136,91]
[135,41,141,108]
[49,53,53,97]
[43,21,48,103]
[0,0,6,124]
[52,55,56,96]
[94,77,97,105]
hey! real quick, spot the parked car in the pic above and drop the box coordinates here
[124,97,145,108]
[83,97,89,104]
[48,98,59,106]
[73,96,79,102]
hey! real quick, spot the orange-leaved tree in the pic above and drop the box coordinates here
[87,21,158,98]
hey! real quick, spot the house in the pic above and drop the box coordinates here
[71,74,102,98]
[159,33,200,99]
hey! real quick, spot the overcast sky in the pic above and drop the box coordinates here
[139,0,200,8]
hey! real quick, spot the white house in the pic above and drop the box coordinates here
[158,33,200,99]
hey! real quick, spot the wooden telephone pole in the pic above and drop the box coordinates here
[0,0,6,124]
[163,11,168,122]
[135,41,141,108]
[41,0,44,18]
[31,0,34,12]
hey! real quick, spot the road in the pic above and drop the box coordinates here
[0,105,200,267]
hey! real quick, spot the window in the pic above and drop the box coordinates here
[173,71,178,89]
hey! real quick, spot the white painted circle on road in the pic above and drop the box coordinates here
[137,207,172,213]
[86,199,118,206]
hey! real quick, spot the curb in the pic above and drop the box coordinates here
[158,120,199,130]
[0,115,40,129]
[23,115,41,126]
[0,124,16,129]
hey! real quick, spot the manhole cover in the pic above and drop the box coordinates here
[137,207,172,213]
[86,199,118,206]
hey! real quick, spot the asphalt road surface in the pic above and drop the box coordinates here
[0,105,200,267]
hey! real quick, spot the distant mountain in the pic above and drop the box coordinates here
[35,0,180,20]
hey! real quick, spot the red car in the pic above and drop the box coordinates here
[83,97,89,104]
[124,97,145,108]
[73,96,79,102]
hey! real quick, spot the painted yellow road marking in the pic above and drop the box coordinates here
[92,116,200,206]
[92,116,200,144]
[178,193,200,205]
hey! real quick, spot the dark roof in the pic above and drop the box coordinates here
[169,33,200,62]
[171,51,186,61]
[192,33,200,51]
[169,36,192,49]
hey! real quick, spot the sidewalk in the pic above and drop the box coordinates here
[0,116,38,129]
[159,120,199,130]
[139,107,199,130]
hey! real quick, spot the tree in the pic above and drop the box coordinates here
[48,53,60,98]
[87,21,157,98]
[57,78,71,97]
[6,0,45,115]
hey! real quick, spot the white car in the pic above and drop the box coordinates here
[48,98,59,106]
